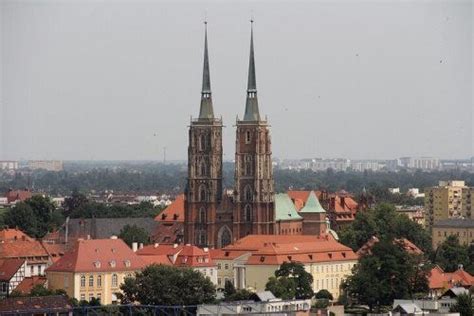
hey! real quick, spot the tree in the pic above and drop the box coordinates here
[434,235,470,272]
[63,189,89,216]
[339,204,432,253]
[118,224,150,248]
[344,238,429,312]
[3,203,39,237]
[450,293,473,316]
[119,264,215,305]
[265,276,296,300]
[265,262,313,300]
[223,281,253,302]
[315,289,333,300]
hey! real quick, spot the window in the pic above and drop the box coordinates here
[199,185,207,202]
[199,208,206,223]
[64,276,69,288]
[38,265,42,275]
[245,130,251,144]
[217,263,221,270]
[80,275,86,287]
[96,293,101,303]
[30,266,34,275]
[224,263,229,270]
[244,185,253,202]
[245,205,252,222]
[112,274,118,287]
[97,275,102,288]
[80,294,85,301]
[199,161,207,176]
[218,278,221,286]
[89,293,94,301]
[244,155,252,176]
[124,260,131,268]
[89,275,94,287]
[109,260,116,268]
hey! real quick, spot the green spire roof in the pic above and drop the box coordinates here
[300,191,326,213]
[275,193,302,221]
[243,20,261,122]
[198,22,214,120]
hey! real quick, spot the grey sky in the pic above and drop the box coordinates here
[1,0,472,161]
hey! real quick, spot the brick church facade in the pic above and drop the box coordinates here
[184,22,343,248]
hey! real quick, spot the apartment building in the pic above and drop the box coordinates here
[425,181,468,229]
[461,187,473,219]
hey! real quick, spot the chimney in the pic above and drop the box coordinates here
[139,243,144,249]
[110,235,118,240]
[458,264,464,270]
[132,242,138,252]
[154,243,159,248]
[203,247,209,252]
[173,243,178,248]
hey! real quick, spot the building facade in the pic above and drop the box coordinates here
[431,219,474,249]
[46,238,146,305]
[425,181,468,230]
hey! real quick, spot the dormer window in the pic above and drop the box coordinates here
[124,260,131,268]
[94,261,101,268]
[109,260,116,268]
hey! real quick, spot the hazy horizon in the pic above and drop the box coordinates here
[1,0,472,161]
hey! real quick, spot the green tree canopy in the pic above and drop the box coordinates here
[344,238,429,312]
[449,293,473,316]
[315,289,334,300]
[434,235,471,273]
[119,264,215,305]
[339,203,432,253]
[118,224,150,248]
[265,261,314,300]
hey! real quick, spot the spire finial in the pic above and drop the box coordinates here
[243,19,260,121]
[198,20,214,119]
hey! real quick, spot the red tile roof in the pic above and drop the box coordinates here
[137,244,215,268]
[356,236,423,256]
[429,266,474,290]
[0,295,72,313]
[5,190,32,203]
[0,240,49,259]
[14,276,47,294]
[222,234,358,266]
[0,258,25,281]
[46,238,147,273]
[0,228,33,242]
[155,194,185,223]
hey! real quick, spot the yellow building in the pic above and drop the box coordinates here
[432,219,474,249]
[46,238,146,305]
[210,235,358,300]
[425,181,467,229]
[461,187,473,219]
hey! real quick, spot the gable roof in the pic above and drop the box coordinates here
[155,194,185,223]
[300,191,326,213]
[46,238,146,273]
[0,258,25,281]
[14,276,48,294]
[0,239,49,259]
[356,236,423,257]
[275,193,302,221]
[429,266,474,290]
[0,228,34,242]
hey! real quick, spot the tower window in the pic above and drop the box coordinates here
[244,155,253,176]
[199,134,206,151]
[245,131,251,144]
[199,185,207,202]
[245,205,252,222]
[244,185,253,202]
[199,208,206,223]
[199,161,207,176]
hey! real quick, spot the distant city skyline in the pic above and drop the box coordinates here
[1,1,472,161]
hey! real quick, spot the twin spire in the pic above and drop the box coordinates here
[198,21,261,122]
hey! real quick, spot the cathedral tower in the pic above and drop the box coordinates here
[234,21,275,239]
[184,22,223,247]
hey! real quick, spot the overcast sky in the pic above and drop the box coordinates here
[1,0,472,161]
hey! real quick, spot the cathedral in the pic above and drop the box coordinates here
[184,22,328,248]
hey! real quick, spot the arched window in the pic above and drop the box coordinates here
[97,275,102,287]
[245,205,252,222]
[199,161,207,176]
[199,185,207,202]
[80,275,85,287]
[244,185,253,202]
[199,208,206,223]
[245,130,251,144]
[112,274,118,287]
[244,155,252,176]
[199,231,206,246]
[88,275,94,287]
[198,134,205,151]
